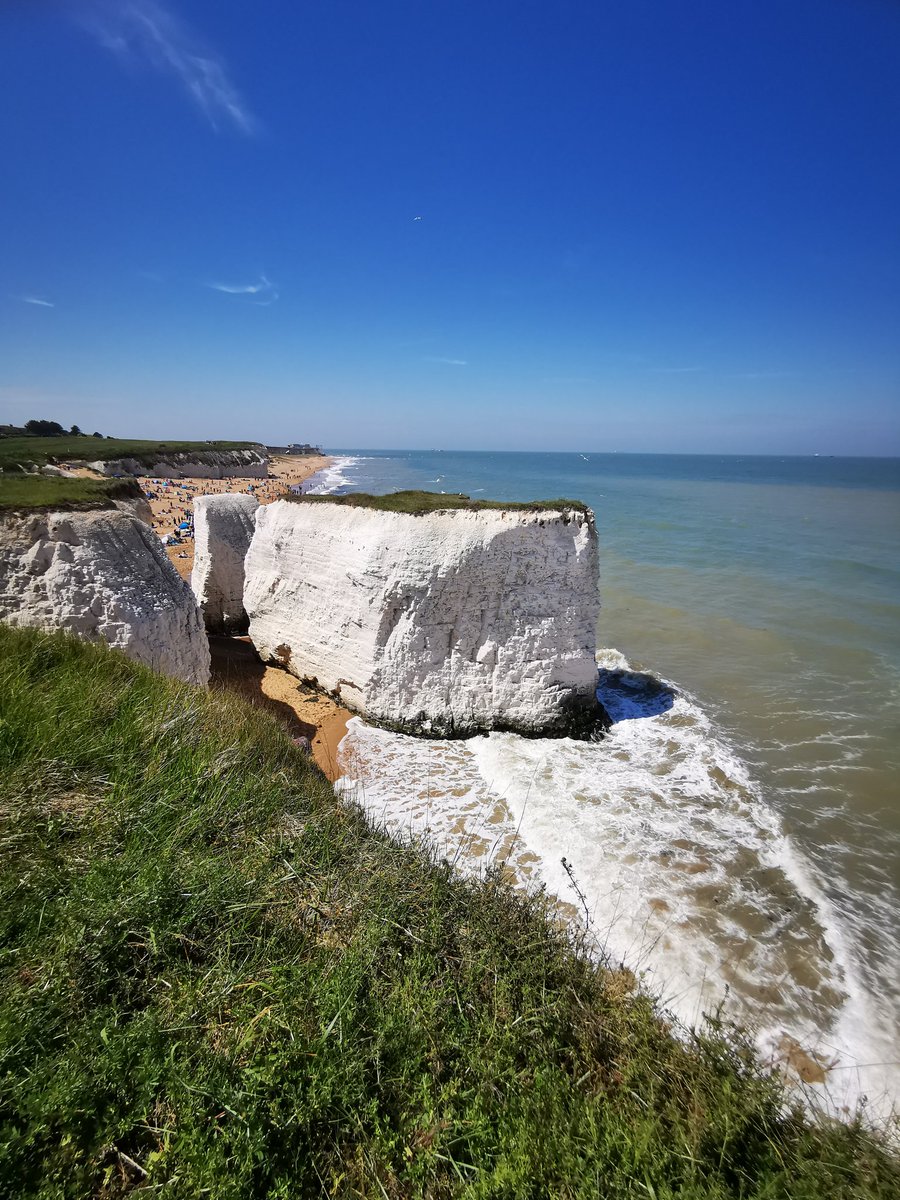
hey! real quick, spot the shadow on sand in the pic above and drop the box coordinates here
[208,635,318,743]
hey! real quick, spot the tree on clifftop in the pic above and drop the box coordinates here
[23,419,65,437]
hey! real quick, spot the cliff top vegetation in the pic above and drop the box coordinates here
[293,488,591,515]
[0,420,104,439]
[1,624,896,1198]
[0,474,145,513]
[0,435,262,473]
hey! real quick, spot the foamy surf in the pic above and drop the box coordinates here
[336,651,899,1128]
[302,455,367,495]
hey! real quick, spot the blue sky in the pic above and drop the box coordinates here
[1,0,898,453]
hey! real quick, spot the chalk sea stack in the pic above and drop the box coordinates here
[191,492,259,635]
[243,493,606,738]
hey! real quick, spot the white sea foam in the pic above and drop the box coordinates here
[337,651,900,1127]
[303,456,365,495]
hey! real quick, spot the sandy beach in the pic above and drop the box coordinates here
[209,636,350,782]
[142,452,332,581]
[139,452,352,780]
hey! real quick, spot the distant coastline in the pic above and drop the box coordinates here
[142,452,334,581]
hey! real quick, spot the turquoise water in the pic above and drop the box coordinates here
[310,451,900,1120]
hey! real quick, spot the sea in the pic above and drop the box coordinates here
[305,451,900,1124]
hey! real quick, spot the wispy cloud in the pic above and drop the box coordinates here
[19,296,55,308]
[206,275,279,305]
[81,1,256,134]
[424,356,467,366]
[207,277,270,295]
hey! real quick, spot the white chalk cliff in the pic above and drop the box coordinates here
[191,493,258,635]
[244,500,603,737]
[88,447,269,480]
[0,508,210,685]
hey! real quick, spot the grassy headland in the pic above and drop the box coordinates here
[0,627,896,1198]
[0,475,145,513]
[0,437,261,474]
[293,489,590,515]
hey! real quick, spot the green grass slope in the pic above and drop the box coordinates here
[293,490,589,515]
[0,437,260,473]
[0,476,145,513]
[0,627,896,1198]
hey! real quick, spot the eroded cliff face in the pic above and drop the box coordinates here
[112,494,155,524]
[0,509,210,684]
[88,447,269,480]
[191,493,258,635]
[244,501,603,737]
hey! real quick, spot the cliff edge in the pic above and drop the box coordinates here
[89,446,269,480]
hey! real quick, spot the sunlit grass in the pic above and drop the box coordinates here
[0,436,259,473]
[0,626,896,1197]
[293,489,590,515]
[0,475,144,512]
